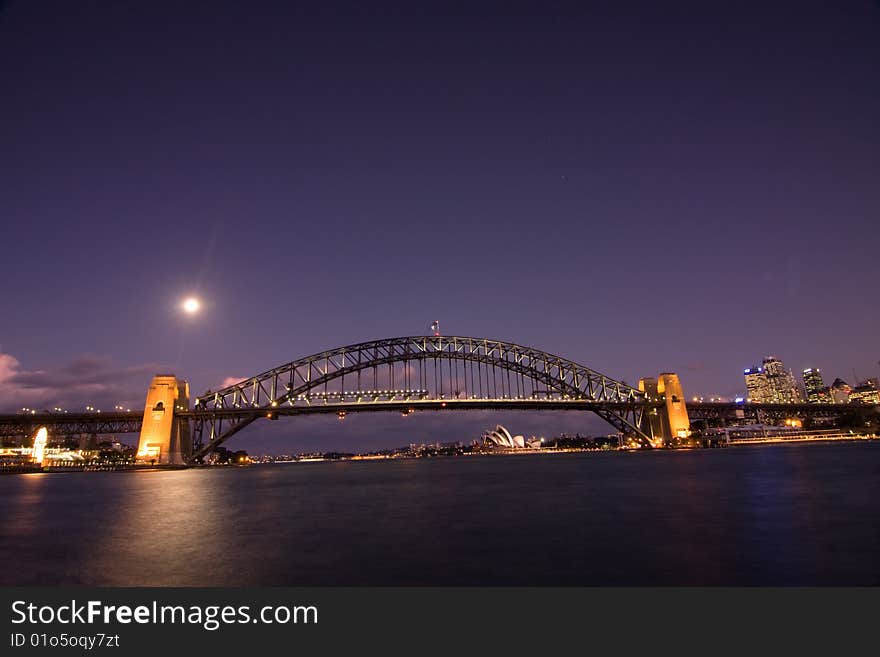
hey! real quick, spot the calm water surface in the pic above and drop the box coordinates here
[2,441,879,585]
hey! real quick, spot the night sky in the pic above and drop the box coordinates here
[2,1,878,453]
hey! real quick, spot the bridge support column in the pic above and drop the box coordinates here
[136,375,191,465]
[658,373,690,444]
[638,378,664,447]
[639,373,691,447]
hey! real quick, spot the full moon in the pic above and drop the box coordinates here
[182,297,200,314]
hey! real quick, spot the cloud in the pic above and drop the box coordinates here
[0,352,169,413]
[0,353,24,387]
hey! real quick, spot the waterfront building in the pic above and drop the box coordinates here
[481,425,539,448]
[830,378,852,404]
[850,379,880,405]
[802,368,828,403]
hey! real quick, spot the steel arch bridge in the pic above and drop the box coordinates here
[190,336,656,460]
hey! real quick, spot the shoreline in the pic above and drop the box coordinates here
[251,434,879,465]
[1,435,876,476]
[0,463,189,475]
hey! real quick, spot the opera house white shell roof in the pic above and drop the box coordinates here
[482,425,526,448]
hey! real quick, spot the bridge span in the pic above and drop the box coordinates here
[0,411,142,440]
[1,336,685,462]
[2,399,875,463]
[4,335,875,465]
[3,400,870,441]
[183,335,685,461]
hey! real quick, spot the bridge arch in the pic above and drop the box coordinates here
[190,336,653,461]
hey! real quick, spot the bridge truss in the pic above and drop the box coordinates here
[687,401,879,425]
[191,336,654,460]
[0,412,142,440]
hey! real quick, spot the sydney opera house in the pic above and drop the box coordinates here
[482,425,543,449]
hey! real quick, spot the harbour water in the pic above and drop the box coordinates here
[1,441,878,586]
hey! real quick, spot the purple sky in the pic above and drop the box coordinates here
[2,1,879,453]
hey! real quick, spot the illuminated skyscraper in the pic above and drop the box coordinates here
[744,367,768,402]
[802,368,826,403]
[761,356,802,403]
[744,357,802,403]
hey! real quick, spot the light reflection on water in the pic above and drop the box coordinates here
[1,442,878,585]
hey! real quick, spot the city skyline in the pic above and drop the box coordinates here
[740,354,880,404]
[2,1,879,453]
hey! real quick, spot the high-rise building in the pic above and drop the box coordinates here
[802,368,827,403]
[744,357,802,403]
[761,356,802,403]
[744,367,768,402]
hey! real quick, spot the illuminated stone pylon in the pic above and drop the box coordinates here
[136,375,191,465]
[638,377,664,446]
[658,373,690,442]
[639,373,691,447]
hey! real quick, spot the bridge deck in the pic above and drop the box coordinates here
[183,398,658,420]
[0,401,874,439]
[0,411,143,438]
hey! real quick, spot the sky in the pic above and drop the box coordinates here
[1,1,879,453]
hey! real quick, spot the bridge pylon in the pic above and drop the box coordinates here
[639,373,690,447]
[136,375,191,465]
